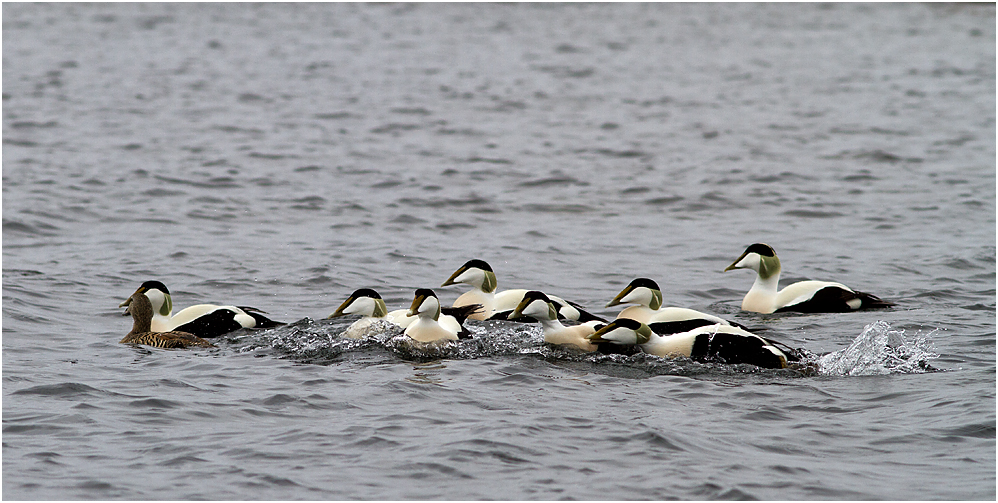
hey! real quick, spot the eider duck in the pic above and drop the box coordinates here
[404,289,479,342]
[328,288,482,339]
[440,259,605,322]
[327,288,397,339]
[508,290,602,352]
[606,277,747,331]
[119,281,282,338]
[724,243,894,314]
[120,291,215,349]
[588,318,788,369]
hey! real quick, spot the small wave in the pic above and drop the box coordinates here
[153,175,241,189]
[644,195,684,206]
[518,203,594,213]
[12,382,104,398]
[3,219,60,236]
[531,65,595,79]
[815,321,939,376]
[518,176,584,188]
[678,191,747,212]
[461,156,513,165]
[783,209,845,219]
[748,172,818,183]
[398,194,492,208]
[370,123,421,134]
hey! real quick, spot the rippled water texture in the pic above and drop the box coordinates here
[3,3,995,500]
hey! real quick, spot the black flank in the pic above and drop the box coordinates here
[442,304,485,324]
[173,309,244,338]
[691,332,786,369]
[237,306,284,328]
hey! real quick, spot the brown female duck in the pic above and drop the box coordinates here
[120,291,215,349]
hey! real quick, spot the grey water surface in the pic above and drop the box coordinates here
[3,3,995,500]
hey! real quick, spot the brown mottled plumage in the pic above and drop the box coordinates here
[120,292,215,349]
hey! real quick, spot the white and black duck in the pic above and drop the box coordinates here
[119,280,282,338]
[724,243,894,314]
[606,277,747,331]
[440,259,605,323]
[588,318,796,369]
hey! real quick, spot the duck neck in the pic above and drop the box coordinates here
[750,269,781,295]
[420,306,440,322]
[128,296,153,335]
[457,289,495,314]
[539,317,566,334]
[150,311,170,328]
[131,316,151,335]
[743,262,781,313]
[618,305,655,324]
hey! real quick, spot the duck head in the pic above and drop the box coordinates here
[407,288,442,320]
[119,280,172,317]
[440,259,498,293]
[328,288,388,319]
[724,243,781,280]
[588,318,653,345]
[509,290,558,321]
[606,277,663,310]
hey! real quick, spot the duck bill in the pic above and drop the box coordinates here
[724,250,750,272]
[440,266,467,287]
[327,297,354,319]
[605,285,633,307]
[587,322,616,343]
[508,297,530,320]
[118,286,144,308]
[407,293,425,317]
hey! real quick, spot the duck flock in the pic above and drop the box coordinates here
[119,243,893,369]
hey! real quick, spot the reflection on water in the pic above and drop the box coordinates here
[406,361,448,386]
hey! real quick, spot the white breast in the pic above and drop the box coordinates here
[615,305,655,323]
[404,318,459,342]
[453,289,495,320]
[494,289,530,311]
[540,320,599,352]
[342,317,379,339]
[385,309,416,328]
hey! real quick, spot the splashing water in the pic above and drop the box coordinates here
[816,321,939,376]
[240,318,940,377]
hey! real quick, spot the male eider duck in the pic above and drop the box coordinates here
[508,290,602,352]
[724,243,894,314]
[606,277,747,331]
[588,318,788,369]
[404,288,480,342]
[441,259,605,323]
[328,288,482,339]
[119,281,282,338]
[120,291,215,349]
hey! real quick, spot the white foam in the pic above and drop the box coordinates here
[816,321,939,376]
